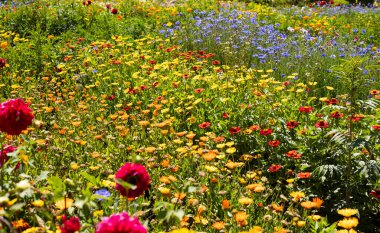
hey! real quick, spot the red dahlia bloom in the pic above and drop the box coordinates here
[95,212,146,233]
[268,140,280,147]
[260,128,273,136]
[60,216,80,233]
[0,98,34,135]
[0,145,17,168]
[315,120,329,128]
[299,106,313,113]
[115,162,151,198]
[199,122,211,129]
[286,120,300,129]
[229,126,241,135]
[111,8,118,14]
[268,164,282,173]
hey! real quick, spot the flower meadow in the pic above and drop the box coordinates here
[0,0,380,232]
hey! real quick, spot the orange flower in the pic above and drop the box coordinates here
[312,197,324,209]
[222,199,230,209]
[235,211,248,226]
[301,201,316,210]
[212,221,225,230]
[272,203,284,212]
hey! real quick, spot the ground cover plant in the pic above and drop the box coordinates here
[0,0,379,232]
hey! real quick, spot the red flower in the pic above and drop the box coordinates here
[286,150,302,159]
[299,106,313,114]
[111,8,118,14]
[286,120,299,129]
[297,172,311,179]
[95,212,146,233]
[199,122,211,129]
[268,140,280,147]
[327,98,339,105]
[315,120,329,128]
[222,112,229,119]
[194,88,204,93]
[60,216,80,233]
[268,164,282,173]
[0,145,17,168]
[330,111,344,119]
[249,125,260,131]
[115,162,151,198]
[260,128,273,136]
[213,136,225,142]
[369,190,380,198]
[350,114,365,122]
[212,60,221,65]
[229,126,241,135]
[0,98,34,135]
[106,3,111,9]
[372,125,380,131]
[0,58,6,68]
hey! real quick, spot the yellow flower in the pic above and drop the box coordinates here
[32,200,44,207]
[337,229,357,233]
[238,197,253,205]
[22,227,44,233]
[168,228,195,233]
[337,217,359,229]
[55,198,74,210]
[93,210,104,218]
[307,215,322,221]
[337,208,358,217]
[290,191,305,202]
[297,221,306,227]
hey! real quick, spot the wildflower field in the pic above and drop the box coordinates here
[0,0,380,232]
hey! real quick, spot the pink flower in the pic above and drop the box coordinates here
[115,163,151,198]
[0,98,34,135]
[95,212,147,233]
[0,145,17,168]
[60,216,81,233]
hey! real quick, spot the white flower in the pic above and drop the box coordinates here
[16,180,31,190]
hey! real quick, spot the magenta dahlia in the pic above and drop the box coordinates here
[95,212,147,233]
[60,216,81,233]
[115,162,150,198]
[0,98,34,135]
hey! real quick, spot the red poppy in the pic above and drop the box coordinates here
[315,120,329,128]
[268,164,282,173]
[0,98,34,135]
[268,140,280,147]
[229,127,241,135]
[199,122,211,129]
[330,111,344,119]
[299,106,314,113]
[286,120,300,129]
[286,150,302,159]
[260,128,273,136]
[297,172,311,179]
[372,125,380,130]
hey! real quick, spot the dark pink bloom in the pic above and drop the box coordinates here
[115,163,151,198]
[369,190,380,199]
[0,145,17,168]
[111,8,118,14]
[60,216,80,233]
[0,58,6,68]
[95,212,146,233]
[0,98,34,135]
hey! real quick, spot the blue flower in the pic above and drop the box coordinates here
[95,189,110,201]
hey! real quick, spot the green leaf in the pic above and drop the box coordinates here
[35,171,50,183]
[80,171,98,185]
[47,176,66,199]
